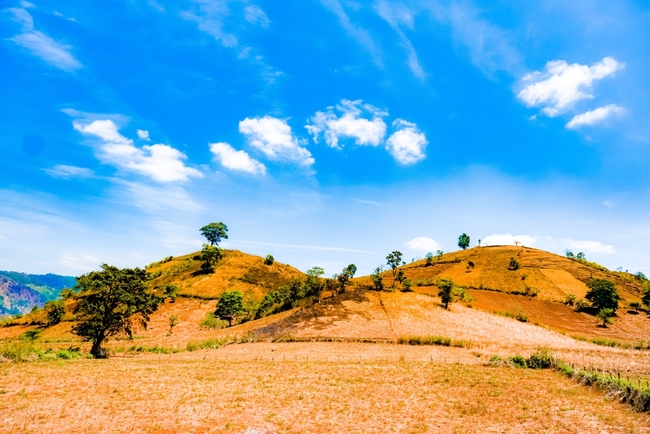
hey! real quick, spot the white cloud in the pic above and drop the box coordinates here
[73,119,203,182]
[306,99,387,149]
[565,240,616,255]
[239,116,314,166]
[137,129,150,140]
[244,5,269,27]
[385,119,427,164]
[517,57,623,117]
[405,237,441,252]
[210,142,266,175]
[482,233,537,246]
[45,165,94,179]
[8,8,82,71]
[566,104,624,129]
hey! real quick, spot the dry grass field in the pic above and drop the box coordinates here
[2,342,650,434]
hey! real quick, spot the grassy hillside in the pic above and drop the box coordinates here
[145,249,306,301]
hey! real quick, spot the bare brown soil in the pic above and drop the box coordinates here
[2,343,649,433]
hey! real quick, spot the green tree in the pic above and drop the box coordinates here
[200,222,228,246]
[436,250,444,259]
[264,254,275,266]
[305,266,325,301]
[565,250,575,259]
[597,308,614,327]
[334,264,357,294]
[164,284,179,302]
[585,279,620,312]
[200,244,222,272]
[71,264,160,358]
[371,266,384,291]
[576,252,586,260]
[425,252,434,266]
[215,291,244,327]
[386,251,403,288]
[44,299,65,326]
[436,278,455,309]
[458,233,470,250]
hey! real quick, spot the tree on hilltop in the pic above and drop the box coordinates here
[386,251,403,289]
[200,222,228,246]
[585,279,620,313]
[458,233,470,250]
[201,244,222,273]
[72,264,160,358]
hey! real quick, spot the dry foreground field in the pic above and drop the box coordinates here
[2,342,650,433]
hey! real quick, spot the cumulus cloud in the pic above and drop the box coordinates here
[405,237,441,252]
[385,119,427,164]
[482,234,537,246]
[517,57,623,117]
[210,142,266,175]
[7,8,82,71]
[239,116,314,166]
[73,119,202,182]
[305,99,388,149]
[137,129,150,140]
[566,104,624,129]
[45,165,94,179]
[565,240,615,255]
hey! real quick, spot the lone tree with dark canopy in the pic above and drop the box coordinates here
[458,233,470,250]
[334,264,357,294]
[71,264,160,358]
[585,278,620,313]
[215,290,244,327]
[386,251,403,289]
[436,278,456,309]
[200,222,228,246]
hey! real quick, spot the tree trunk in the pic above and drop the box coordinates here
[91,338,108,359]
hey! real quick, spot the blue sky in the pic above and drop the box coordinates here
[2,0,650,277]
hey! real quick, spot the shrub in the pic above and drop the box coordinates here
[186,338,228,352]
[401,279,412,292]
[508,257,520,271]
[565,293,576,306]
[575,298,588,311]
[489,355,503,366]
[20,329,41,341]
[524,286,539,297]
[630,301,642,312]
[44,300,65,325]
[199,312,227,330]
[597,308,614,327]
[55,348,83,360]
[527,348,553,369]
[164,285,179,302]
[508,355,527,368]
[264,254,275,266]
[515,312,528,323]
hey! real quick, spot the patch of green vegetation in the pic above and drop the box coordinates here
[199,312,228,330]
[186,338,229,352]
[396,336,470,348]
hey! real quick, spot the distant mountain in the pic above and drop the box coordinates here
[0,271,76,316]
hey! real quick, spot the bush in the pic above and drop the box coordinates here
[508,257,520,271]
[527,348,553,369]
[264,254,275,266]
[575,298,588,311]
[597,308,614,327]
[489,355,504,365]
[508,355,527,368]
[20,329,41,341]
[524,286,539,297]
[44,300,65,325]
[565,293,576,306]
[199,312,227,330]
[186,338,228,352]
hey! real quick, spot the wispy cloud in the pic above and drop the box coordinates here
[318,0,383,67]
[517,57,623,117]
[7,7,82,71]
[45,165,94,179]
[566,104,624,129]
[232,239,377,254]
[375,1,425,79]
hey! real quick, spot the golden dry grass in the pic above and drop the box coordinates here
[2,342,649,433]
